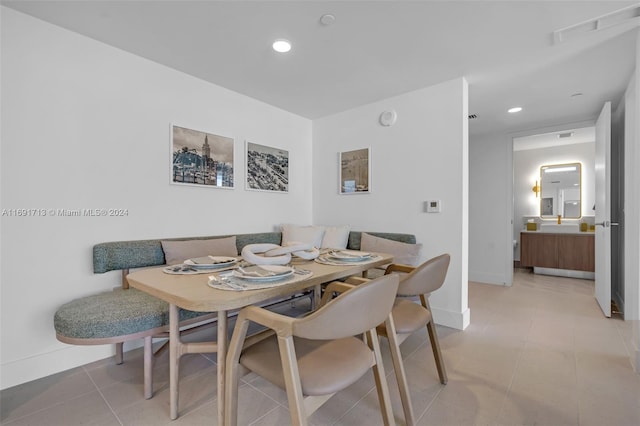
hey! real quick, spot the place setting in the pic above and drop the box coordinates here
[163,255,240,274]
[315,249,379,265]
[207,264,313,291]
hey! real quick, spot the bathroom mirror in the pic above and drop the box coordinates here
[539,162,581,218]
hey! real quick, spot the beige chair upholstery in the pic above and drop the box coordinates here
[344,253,451,426]
[381,253,449,375]
[224,274,400,426]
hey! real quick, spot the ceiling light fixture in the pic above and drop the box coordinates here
[272,39,292,53]
[320,14,336,26]
[508,107,523,113]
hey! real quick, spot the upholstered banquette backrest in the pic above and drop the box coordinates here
[93,231,416,274]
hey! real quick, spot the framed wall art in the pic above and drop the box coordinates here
[245,141,289,192]
[171,124,234,189]
[339,147,370,194]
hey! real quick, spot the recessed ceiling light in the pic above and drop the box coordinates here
[272,39,291,53]
[320,14,336,26]
[508,107,523,113]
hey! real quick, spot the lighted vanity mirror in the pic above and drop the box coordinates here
[539,162,581,219]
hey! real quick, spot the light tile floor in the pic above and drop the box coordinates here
[2,269,639,425]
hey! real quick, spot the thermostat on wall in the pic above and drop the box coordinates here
[424,200,442,213]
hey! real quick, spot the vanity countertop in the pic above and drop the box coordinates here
[520,230,594,235]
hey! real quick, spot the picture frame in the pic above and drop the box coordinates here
[339,147,370,194]
[171,124,234,189]
[245,141,289,192]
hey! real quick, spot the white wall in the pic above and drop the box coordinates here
[312,78,470,331]
[0,8,313,389]
[625,31,640,372]
[513,142,596,260]
[468,133,512,285]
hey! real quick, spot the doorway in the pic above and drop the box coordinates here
[512,126,596,269]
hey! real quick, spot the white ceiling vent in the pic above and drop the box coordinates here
[558,132,574,139]
[553,4,640,44]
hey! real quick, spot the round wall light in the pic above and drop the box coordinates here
[272,39,292,53]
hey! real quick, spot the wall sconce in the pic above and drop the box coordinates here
[532,180,540,197]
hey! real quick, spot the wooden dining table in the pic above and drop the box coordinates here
[126,252,393,424]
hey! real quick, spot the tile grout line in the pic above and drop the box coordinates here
[243,379,289,407]
[0,368,107,426]
[247,405,286,425]
[495,317,533,422]
[415,385,444,424]
[573,333,582,426]
[330,381,379,426]
[83,365,124,426]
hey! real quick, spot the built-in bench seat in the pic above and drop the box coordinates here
[53,231,416,399]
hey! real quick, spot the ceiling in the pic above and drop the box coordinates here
[513,126,595,151]
[3,1,639,139]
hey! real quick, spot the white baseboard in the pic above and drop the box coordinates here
[468,271,507,286]
[533,267,595,280]
[432,306,470,330]
[1,345,112,390]
[0,338,149,391]
[633,321,640,374]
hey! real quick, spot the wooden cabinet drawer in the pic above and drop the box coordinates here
[521,233,557,268]
[558,234,595,271]
[520,232,594,272]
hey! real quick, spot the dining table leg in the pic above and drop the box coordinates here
[217,310,228,426]
[169,303,180,420]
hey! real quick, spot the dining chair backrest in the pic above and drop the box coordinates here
[293,274,399,340]
[397,253,450,297]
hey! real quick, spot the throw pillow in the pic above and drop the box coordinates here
[320,225,351,249]
[360,232,423,266]
[281,224,325,248]
[161,236,238,265]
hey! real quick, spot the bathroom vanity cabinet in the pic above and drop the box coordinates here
[520,231,595,272]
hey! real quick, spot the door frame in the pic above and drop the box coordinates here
[508,120,596,281]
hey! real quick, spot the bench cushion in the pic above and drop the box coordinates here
[161,236,238,265]
[93,232,282,273]
[360,232,422,266]
[347,231,416,251]
[54,288,206,339]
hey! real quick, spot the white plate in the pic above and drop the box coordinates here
[328,250,371,261]
[183,256,238,269]
[233,265,294,281]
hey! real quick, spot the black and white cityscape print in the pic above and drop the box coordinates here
[246,142,289,192]
[172,125,234,188]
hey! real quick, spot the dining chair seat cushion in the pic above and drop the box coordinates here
[54,288,205,339]
[381,299,431,335]
[240,335,374,396]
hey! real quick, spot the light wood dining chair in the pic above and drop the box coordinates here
[344,253,451,426]
[224,274,400,426]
